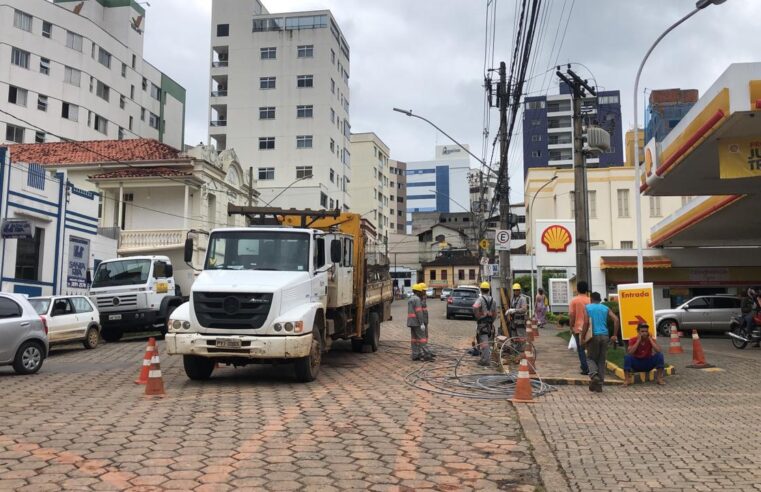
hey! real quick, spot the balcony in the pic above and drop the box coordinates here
[118,229,186,253]
[210,90,228,97]
[210,120,227,127]
[211,60,228,68]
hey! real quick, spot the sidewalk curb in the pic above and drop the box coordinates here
[605,361,675,383]
[514,405,571,492]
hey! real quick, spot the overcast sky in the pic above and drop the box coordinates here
[144,0,758,194]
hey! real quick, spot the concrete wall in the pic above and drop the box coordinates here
[349,132,390,240]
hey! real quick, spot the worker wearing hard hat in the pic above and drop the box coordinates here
[472,281,497,367]
[407,283,434,361]
[506,283,529,337]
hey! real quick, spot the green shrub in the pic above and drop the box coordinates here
[557,314,570,326]
[603,301,619,316]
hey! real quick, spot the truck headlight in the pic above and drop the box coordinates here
[171,319,182,330]
[284,322,294,332]
[182,321,191,330]
[274,323,283,332]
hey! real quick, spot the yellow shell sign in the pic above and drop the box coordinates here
[719,137,761,179]
[541,225,572,252]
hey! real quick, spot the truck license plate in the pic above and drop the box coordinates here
[216,338,242,349]
[109,314,122,321]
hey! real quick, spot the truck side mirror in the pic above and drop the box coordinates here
[330,239,341,264]
[184,238,194,263]
[86,270,92,286]
[166,264,173,277]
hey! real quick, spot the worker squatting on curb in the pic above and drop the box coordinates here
[407,283,435,361]
[472,282,497,367]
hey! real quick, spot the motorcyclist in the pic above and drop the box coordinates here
[742,288,761,345]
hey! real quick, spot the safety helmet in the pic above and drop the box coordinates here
[412,283,425,292]
[512,283,522,290]
[419,283,428,290]
[480,281,490,290]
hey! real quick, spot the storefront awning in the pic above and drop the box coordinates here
[600,256,672,270]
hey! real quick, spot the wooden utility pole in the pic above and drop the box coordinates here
[497,61,512,317]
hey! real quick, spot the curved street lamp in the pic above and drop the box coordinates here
[529,174,558,315]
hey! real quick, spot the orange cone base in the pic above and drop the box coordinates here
[687,362,715,369]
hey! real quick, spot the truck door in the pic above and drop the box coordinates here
[338,237,354,306]
[311,237,328,304]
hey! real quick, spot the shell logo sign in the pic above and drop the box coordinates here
[541,225,572,252]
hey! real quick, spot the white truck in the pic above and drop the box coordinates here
[165,207,393,382]
[88,256,188,342]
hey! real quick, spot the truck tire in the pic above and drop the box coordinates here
[183,355,215,380]
[101,328,123,343]
[294,331,322,383]
[364,312,381,353]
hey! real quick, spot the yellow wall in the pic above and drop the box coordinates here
[624,129,645,168]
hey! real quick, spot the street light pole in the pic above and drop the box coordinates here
[263,176,310,207]
[633,0,726,282]
[529,174,558,315]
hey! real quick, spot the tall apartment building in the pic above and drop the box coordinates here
[389,160,407,234]
[349,132,390,241]
[0,0,186,148]
[645,88,698,143]
[522,83,623,174]
[209,0,351,210]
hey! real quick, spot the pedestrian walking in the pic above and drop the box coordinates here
[506,283,528,337]
[472,281,497,367]
[568,281,591,375]
[535,288,548,326]
[580,292,619,392]
[407,283,434,361]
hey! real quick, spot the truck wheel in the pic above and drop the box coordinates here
[101,328,123,343]
[83,326,100,349]
[183,355,215,380]
[365,312,381,353]
[295,332,322,382]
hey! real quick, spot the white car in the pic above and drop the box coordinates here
[29,296,101,349]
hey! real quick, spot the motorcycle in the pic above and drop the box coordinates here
[728,313,761,349]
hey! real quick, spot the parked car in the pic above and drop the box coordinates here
[29,296,101,349]
[0,293,49,374]
[446,287,480,319]
[425,287,435,297]
[440,288,453,301]
[654,295,741,336]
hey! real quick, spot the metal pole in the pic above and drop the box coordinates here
[248,167,254,207]
[498,61,512,305]
[633,7,700,283]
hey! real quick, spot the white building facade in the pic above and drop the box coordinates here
[349,132,390,241]
[0,0,186,148]
[209,0,351,210]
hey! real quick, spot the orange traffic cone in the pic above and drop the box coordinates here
[511,357,535,403]
[687,329,713,369]
[526,322,535,343]
[532,318,540,338]
[135,337,156,385]
[144,343,166,397]
[524,348,537,376]
[668,326,684,355]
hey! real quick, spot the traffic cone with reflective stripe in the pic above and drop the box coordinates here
[687,329,713,369]
[134,337,155,385]
[668,326,684,355]
[526,322,535,343]
[144,343,166,397]
[511,357,535,403]
[524,347,537,376]
[532,318,540,338]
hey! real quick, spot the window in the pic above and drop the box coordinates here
[8,86,27,107]
[331,49,336,64]
[296,135,313,149]
[297,75,314,88]
[330,107,335,123]
[64,66,81,86]
[142,77,147,90]
[130,85,135,99]
[458,269,465,281]
[96,81,110,101]
[531,135,542,142]
[329,198,334,209]
[531,151,541,158]
[148,112,160,130]
[61,102,78,122]
[42,21,53,38]
[39,57,50,75]
[469,270,476,280]
[598,95,620,105]
[118,127,125,140]
[98,47,112,68]
[330,78,335,94]
[129,115,133,130]
[216,24,229,37]
[119,95,126,109]
[13,10,32,32]
[71,297,93,313]
[259,137,275,150]
[89,76,94,92]
[258,167,274,180]
[441,269,448,280]
[617,189,630,218]
[329,138,335,152]
[620,241,633,249]
[5,124,24,143]
[330,168,335,183]
[11,48,30,69]
[150,83,161,101]
[121,63,127,77]
[258,106,276,120]
[0,297,21,319]
[37,95,48,112]
[34,131,45,143]
[297,44,314,58]
[66,31,83,52]
[296,166,313,179]
[649,196,662,217]
[296,105,313,118]
[588,190,597,219]
[94,114,108,134]
[260,47,276,59]
[526,100,545,109]
[131,54,136,69]
[260,77,276,89]
[15,227,42,280]
[531,119,541,126]
[140,108,145,121]
[320,192,328,208]
[430,270,436,281]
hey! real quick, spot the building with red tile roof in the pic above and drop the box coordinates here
[8,139,182,166]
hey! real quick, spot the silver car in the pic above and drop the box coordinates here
[0,293,49,374]
[655,295,741,336]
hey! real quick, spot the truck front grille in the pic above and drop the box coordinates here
[96,294,138,309]
[193,292,273,329]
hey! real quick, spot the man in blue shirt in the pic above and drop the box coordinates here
[581,292,619,393]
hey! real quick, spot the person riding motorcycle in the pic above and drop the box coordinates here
[742,287,761,344]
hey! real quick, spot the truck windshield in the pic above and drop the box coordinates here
[205,231,310,272]
[92,259,151,287]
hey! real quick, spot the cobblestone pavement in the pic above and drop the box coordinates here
[528,332,761,491]
[0,300,541,491]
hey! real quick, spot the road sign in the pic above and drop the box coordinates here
[479,239,490,250]
[617,283,656,340]
[495,229,510,251]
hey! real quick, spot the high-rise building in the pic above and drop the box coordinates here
[0,0,186,148]
[349,132,390,241]
[405,144,471,233]
[624,128,645,168]
[645,88,698,143]
[522,83,623,174]
[389,160,407,234]
[209,0,351,210]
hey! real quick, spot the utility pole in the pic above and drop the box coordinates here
[248,167,254,207]
[497,61,512,314]
[556,66,596,289]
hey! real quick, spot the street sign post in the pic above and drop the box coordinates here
[548,278,570,313]
[495,229,510,251]
[617,282,656,340]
